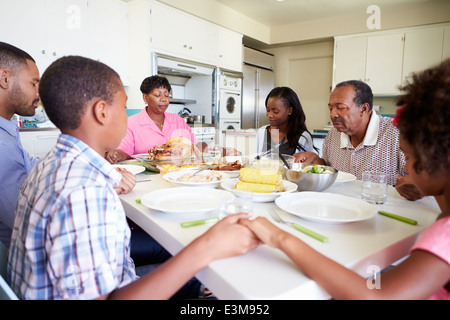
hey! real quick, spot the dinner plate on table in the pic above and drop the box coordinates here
[334,171,357,183]
[112,164,146,175]
[140,187,235,214]
[162,170,230,188]
[275,192,377,224]
[220,178,298,203]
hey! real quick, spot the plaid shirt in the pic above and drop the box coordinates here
[8,134,136,300]
[322,112,405,186]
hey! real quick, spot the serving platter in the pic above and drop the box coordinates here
[162,170,230,188]
[220,178,298,202]
[275,192,377,224]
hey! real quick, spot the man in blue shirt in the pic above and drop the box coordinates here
[0,42,40,247]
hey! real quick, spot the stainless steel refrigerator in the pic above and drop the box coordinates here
[241,46,275,129]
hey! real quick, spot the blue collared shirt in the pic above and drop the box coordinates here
[8,134,136,300]
[0,117,39,247]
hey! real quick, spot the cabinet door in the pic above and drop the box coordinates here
[333,37,367,87]
[218,28,243,72]
[88,0,129,85]
[150,2,218,65]
[45,0,90,64]
[402,27,444,84]
[0,0,47,71]
[365,33,404,95]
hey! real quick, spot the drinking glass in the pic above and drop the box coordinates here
[219,192,253,219]
[361,171,388,204]
[204,144,222,165]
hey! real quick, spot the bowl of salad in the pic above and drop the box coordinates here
[285,163,338,192]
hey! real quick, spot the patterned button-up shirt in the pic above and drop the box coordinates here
[322,112,405,186]
[8,134,136,300]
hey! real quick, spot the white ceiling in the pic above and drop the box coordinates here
[214,0,433,27]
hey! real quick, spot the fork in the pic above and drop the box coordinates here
[269,209,329,243]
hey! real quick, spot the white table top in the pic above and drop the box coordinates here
[119,173,440,300]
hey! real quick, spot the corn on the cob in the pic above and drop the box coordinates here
[239,167,282,185]
[235,181,282,193]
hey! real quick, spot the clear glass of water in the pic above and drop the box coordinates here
[204,144,222,165]
[361,171,388,204]
[219,192,253,219]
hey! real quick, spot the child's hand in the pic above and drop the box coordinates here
[239,217,288,249]
[199,213,259,262]
[114,168,136,194]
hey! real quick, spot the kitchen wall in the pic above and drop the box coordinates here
[265,40,335,131]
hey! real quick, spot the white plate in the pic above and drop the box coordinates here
[335,171,357,183]
[208,169,240,178]
[220,178,298,203]
[162,170,230,188]
[112,164,145,175]
[140,187,235,214]
[275,192,377,224]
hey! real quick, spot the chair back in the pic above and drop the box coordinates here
[0,242,18,300]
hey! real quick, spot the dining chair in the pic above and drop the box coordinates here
[0,242,18,300]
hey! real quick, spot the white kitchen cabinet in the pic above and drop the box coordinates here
[217,28,243,72]
[333,23,450,96]
[0,0,47,69]
[333,36,367,85]
[0,0,128,81]
[402,27,444,85]
[19,129,61,159]
[365,33,404,95]
[0,0,90,73]
[88,0,129,85]
[150,1,218,65]
[333,33,403,95]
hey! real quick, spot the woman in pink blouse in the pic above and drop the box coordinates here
[241,59,450,299]
[105,76,207,163]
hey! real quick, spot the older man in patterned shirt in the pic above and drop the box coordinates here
[295,80,422,201]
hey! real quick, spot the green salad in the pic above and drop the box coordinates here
[301,164,333,174]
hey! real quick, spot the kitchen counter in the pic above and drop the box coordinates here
[19,127,59,132]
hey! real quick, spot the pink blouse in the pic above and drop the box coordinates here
[410,216,450,300]
[118,108,199,156]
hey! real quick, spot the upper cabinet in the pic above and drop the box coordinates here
[0,0,129,84]
[217,28,243,72]
[333,23,449,96]
[88,0,129,85]
[402,27,444,86]
[149,0,242,71]
[150,2,218,65]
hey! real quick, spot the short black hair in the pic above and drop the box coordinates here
[140,75,171,94]
[336,80,373,110]
[0,41,35,73]
[39,56,122,130]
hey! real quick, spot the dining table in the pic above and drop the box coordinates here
[119,170,441,300]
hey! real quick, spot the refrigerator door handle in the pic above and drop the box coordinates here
[255,69,260,128]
